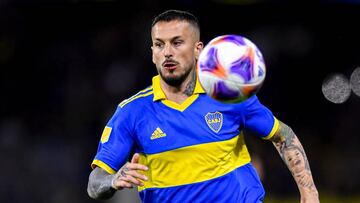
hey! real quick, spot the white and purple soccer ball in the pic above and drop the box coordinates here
[197,34,266,103]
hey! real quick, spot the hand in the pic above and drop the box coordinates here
[111,153,148,189]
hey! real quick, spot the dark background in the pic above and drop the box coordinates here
[1,0,359,202]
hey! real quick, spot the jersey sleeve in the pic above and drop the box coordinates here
[243,95,279,140]
[91,106,134,174]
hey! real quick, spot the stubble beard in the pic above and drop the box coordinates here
[159,66,193,87]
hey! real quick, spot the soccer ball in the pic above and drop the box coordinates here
[197,34,266,103]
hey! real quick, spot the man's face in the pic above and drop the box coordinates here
[151,20,202,87]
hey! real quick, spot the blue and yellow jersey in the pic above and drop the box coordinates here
[91,75,279,203]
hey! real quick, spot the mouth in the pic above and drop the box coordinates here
[163,61,178,71]
[294,160,301,166]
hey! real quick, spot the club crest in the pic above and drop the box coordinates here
[205,111,223,133]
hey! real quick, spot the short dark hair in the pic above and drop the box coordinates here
[151,9,200,33]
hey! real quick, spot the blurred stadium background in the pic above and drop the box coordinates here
[1,0,360,202]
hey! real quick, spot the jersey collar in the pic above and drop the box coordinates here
[152,75,205,101]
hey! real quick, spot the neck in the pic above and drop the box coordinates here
[160,70,196,104]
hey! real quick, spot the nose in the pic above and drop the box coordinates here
[163,43,173,58]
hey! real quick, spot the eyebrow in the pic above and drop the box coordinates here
[154,36,182,43]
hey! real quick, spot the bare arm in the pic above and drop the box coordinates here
[269,120,319,203]
[87,153,148,200]
[87,167,116,200]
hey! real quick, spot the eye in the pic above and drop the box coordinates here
[173,40,183,47]
[154,42,164,49]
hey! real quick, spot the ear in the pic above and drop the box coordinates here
[194,41,204,60]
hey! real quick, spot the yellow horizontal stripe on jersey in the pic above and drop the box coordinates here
[137,133,251,191]
[119,91,153,108]
[91,159,116,174]
[262,117,279,140]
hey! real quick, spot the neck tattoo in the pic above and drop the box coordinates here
[183,73,196,96]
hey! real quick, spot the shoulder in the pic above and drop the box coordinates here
[243,95,260,105]
[234,95,271,117]
[226,95,260,111]
[240,95,266,109]
[118,86,154,109]
[107,86,154,128]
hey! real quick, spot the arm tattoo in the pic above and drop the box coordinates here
[87,167,116,200]
[183,72,196,96]
[270,121,318,196]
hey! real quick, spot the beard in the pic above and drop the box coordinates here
[159,66,193,87]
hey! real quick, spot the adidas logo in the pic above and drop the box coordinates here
[151,127,167,140]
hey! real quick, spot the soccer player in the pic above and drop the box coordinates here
[87,9,319,203]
